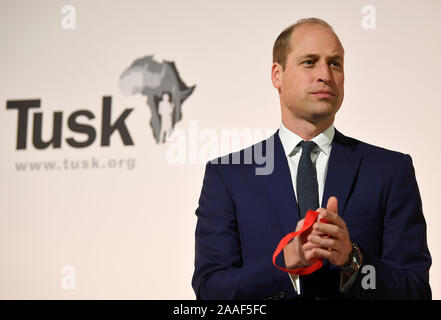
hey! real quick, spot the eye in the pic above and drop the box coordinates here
[330,61,341,68]
[303,60,315,66]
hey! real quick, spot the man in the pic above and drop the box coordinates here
[192,18,431,300]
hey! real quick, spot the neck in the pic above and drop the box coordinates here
[281,112,334,141]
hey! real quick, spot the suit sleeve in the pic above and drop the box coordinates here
[191,161,297,300]
[347,154,432,299]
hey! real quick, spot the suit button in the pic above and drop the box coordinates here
[278,291,285,299]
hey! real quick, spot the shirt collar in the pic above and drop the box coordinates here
[278,122,335,157]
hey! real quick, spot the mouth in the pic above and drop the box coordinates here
[310,90,335,99]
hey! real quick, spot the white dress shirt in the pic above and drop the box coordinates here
[278,121,335,295]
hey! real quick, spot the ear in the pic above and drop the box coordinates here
[271,62,283,92]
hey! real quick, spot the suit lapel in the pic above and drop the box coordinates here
[321,129,362,219]
[261,130,300,235]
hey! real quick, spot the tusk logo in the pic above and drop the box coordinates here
[119,55,196,144]
[5,55,195,150]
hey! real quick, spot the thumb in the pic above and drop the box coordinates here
[295,218,305,231]
[326,196,339,215]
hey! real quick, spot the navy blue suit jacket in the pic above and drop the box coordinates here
[192,129,431,299]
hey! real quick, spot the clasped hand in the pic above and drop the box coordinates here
[283,196,353,269]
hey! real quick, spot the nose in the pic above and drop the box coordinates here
[316,62,332,84]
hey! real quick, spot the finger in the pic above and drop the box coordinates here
[307,234,337,249]
[303,246,324,263]
[313,222,343,239]
[310,229,327,237]
[311,247,333,260]
[317,208,346,229]
[302,241,320,252]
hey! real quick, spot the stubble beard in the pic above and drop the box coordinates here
[296,96,338,124]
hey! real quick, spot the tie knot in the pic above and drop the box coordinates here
[300,140,316,154]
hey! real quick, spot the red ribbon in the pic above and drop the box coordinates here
[272,210,326,275]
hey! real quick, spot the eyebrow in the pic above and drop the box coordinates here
[297,54,343,61]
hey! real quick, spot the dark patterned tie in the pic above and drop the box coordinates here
[297,140,319,219]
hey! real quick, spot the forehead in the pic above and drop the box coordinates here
[289,24,344,57]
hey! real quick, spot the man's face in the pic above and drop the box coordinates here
[273,24,345,124]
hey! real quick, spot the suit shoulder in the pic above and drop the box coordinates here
[338,131,411,165]
[337,129,405,155]
[358,139,408,160]
[333,130,414,174]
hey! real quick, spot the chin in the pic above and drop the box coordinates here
[306,105,337,122]
[306,113,333,124]
[311,103,335,113]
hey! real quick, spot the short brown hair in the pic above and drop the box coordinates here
[273,18,342,70]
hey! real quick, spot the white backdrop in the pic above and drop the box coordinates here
[0,0,440,299]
